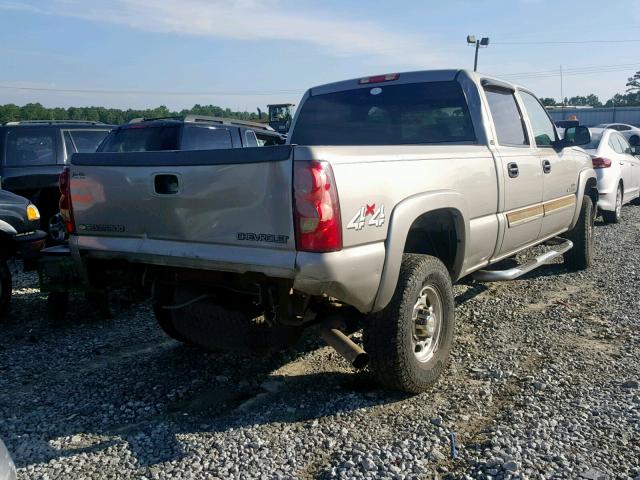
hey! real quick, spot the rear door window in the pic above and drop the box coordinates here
[484,89,529,147]
[181,125,233,150]
[99,125,180,152]
[609,134,624,154]
[5,128,56,166]
[290,80,476,145]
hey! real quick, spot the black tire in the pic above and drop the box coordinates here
[563,195,594,271]
[0,261,12,319]
[47,292,69,323]
[152,285,194,344]
[363,254,455,393]
[602,184,622,224]
[154,285,302,353]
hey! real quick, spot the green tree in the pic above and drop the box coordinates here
[626,71,640,92]
[539,97,557,107]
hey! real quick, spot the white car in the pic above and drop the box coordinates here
[586,128,640,223]
[594,123,640,147]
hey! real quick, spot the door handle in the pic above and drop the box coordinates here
[154,174,180,195]
[542,159,552,174]
[620,161,625,166]
[507,162,519,178]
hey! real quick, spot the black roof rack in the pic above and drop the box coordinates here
[2,120,108,126]
[127,115,274,131]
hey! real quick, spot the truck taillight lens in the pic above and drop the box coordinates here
[58,167,75,234]
[293,161,342,252]
[592,157,612,169]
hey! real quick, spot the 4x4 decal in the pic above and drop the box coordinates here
[347,204,385,231]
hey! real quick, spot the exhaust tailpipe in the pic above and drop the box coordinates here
[320,325,369,369]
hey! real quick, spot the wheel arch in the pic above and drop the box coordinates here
[372,190,468,312]
[569,169,598,229]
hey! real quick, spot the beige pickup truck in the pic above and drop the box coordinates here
[64,69,597,392]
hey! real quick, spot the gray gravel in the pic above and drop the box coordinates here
[1,205,640,479]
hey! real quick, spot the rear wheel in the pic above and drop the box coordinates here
[564,195,594,271]
[0,261,12,319]
[363,254,454,393]
[602,184,623,224]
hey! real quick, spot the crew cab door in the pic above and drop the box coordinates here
[518,91,577,238]
[483,86,543,258]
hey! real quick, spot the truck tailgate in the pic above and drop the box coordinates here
[69,146,296,275]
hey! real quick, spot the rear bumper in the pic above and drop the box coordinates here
[70,235,297,278]
[294,242,385,313]
[71,235,386,313]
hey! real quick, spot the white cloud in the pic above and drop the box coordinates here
[1,0,444,68]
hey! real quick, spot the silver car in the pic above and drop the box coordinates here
[586,127,640,222]
[0,439,16,480]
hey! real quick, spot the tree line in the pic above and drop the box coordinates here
[4,70,640,122]
[0,103,263,125]
[538,70,640,108]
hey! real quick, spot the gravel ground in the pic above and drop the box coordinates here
[1,206,639,480]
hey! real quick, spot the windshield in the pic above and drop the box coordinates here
[290,81,476,146]
[98,125,180,152]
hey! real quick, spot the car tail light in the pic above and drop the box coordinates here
[58,167,75,234]
[358,73,400,84]
[592,157,612,169]
[293,161,342,252]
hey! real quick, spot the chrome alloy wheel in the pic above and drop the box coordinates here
[412,285,442,363]
[616,186,623,219]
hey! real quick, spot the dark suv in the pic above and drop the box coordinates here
[97,115,284,153]
[0,120,115,232]
[0,188,46,318]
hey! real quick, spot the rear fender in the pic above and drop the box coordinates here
[372,190,469,312]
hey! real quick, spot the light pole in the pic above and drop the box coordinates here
[467,35,490,72]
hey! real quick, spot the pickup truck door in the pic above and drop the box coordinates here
[518,91,577,239]
[483,87,544,258]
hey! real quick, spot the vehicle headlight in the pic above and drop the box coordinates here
[26,204,40,221]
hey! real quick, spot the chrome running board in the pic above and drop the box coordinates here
[473,239,573,282]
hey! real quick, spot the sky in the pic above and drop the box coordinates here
[1,0,639,112]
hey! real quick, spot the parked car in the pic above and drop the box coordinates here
[0,120,114,236]
[64,69,597,393]
[580,127,640,223]
[0,438,16,480]
[0,188,46,318]
[97,115,284,153]
[594,123,640,148]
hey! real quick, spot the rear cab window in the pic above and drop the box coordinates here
[5,128,57,166]
[290,80,476,145]
[99,125,181,152]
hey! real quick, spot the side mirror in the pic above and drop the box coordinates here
[563,125,591,147]
[632,146,640,155]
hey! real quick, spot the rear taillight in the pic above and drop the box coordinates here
[592,157,612,169]
[58,167,75,234]
[293,161,342,252]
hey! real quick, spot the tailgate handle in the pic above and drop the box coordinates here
[154,174,180,195]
